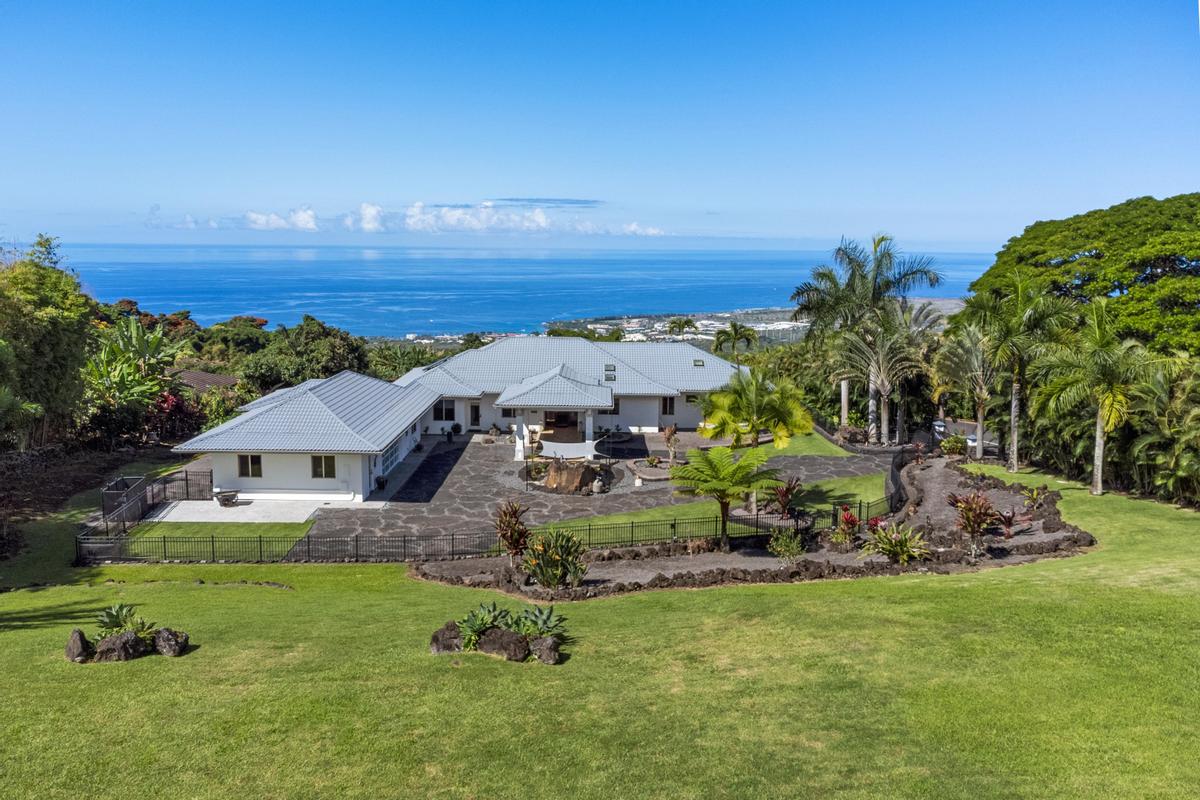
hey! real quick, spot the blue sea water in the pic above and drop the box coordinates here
[61,244,993,336]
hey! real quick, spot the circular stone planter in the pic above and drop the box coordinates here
[627,459,675,481]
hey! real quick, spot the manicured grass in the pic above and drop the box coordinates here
[754,431,850,457]
[2,463,1199,797]
[133,521,313,539]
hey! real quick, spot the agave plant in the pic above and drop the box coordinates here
[95,602,156,644]
[859,522,930,565]
[512,605,568,640]
[456,602,512,651]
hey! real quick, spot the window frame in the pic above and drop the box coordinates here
[599,398,621,416]
[661,396,676,416]
[237,454,262,478]
[310,454,337,479]
[432,398,456,421]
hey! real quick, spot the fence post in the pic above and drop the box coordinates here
[258,535,263,562]
[354,534,359,561]
[671,518,676,542]
[450,530,455,557]
[629,520,634,546]
[210,535,216,561]
[588,522,592,547]
[162,536,167,561]
[306,536,312,560]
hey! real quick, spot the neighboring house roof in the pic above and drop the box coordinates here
[495,364,614,409]
[399,337,737,400]
[174,371,439,454]
[170,369,239,394]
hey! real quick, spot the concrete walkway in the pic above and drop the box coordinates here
[307,439,891,541]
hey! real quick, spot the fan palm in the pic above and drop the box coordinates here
[832,307,922,446]
[699,369,813,449]
[1033,299,1158,495]
[1129,359,1200,503]
[933,324,995,459]
[713,322,758,366]
[962,268,1075,472]
[670,446,781,551]
[791,235,942,436]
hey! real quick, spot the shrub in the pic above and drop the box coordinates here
[859,522,930,564]
[527,460,549,481]
[456,602,512,651]
[946,491,998,554]
[830,504,860,546]
[767,477,804,520]
[94,603,155,644]
[522,528,587,588]
[511,605,568,640]
[996,508,1019,539]
[768,527,805,566]
[645,455,661,467]
[866,515,886,533]
[450,422,463,435]
[941,434,967,456]
[493,500,530,566]
[1021,485,1049,511]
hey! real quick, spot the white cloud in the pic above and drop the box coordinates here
[244,206,320,232]
[403,201,554,234]
[359,202,384,233]
[621,222,665,236]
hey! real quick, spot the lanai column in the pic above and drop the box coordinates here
[584,409,594,443]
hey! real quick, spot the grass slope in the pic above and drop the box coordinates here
[2,466,1199,797]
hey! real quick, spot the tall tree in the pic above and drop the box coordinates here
[713,322,758,366]
[832,305,923,446]
[933,324,995,459]
[0,235,96,443]
[962,268,1075,472]
[791,235,941,438]
[240,315,369,391]
[1033,299,1157,495]
[670,446,781,551]
[666,317,698,336]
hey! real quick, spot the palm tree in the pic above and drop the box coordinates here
[962,268,1075,472]
[1033,299,1157,495]
[892,300,941,443]
[791,235,942,436]
[699,369,813,449]
[666,317,698,337]
[713,322,758,366]
[670,446,781,551]
[832,306,922,446]
[1129,358,1200,502]
[933,324,995,460]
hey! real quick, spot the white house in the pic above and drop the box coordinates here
[173,339,741,501]
[174,371,440,501]
[397,337,741,460]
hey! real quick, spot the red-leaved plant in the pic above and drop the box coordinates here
[946,491,999,554]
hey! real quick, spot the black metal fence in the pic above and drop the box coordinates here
[101,470,213,535]
[77,501,875,564]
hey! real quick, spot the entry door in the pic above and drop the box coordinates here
[470,403,481,428]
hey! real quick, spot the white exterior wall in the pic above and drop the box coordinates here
[664,394,705,429]
[211,452,371,501]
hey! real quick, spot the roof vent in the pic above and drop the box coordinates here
[693,359,705,367]
[604,363,616,371]
[604,372,616,381]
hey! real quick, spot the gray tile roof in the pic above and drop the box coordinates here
[400,337,737,399]
[175,371,439,454]
[495,364,614,409]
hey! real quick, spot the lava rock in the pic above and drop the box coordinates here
[543,461,597,495]
[529,636,561,665]
[477,627,530,661]
[154,627,189,657]
[430,621,463,654]
[65,628,94,663]
[93,631,150,662]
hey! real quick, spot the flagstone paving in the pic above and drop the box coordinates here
[307,438,892,541]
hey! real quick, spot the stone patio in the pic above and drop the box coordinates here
[307,437,892,541]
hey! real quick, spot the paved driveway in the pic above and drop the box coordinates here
[308,439,891,541]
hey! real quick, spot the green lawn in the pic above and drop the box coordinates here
[2,464,1199,797]
[755,430,850,457]
[133,521,314,539]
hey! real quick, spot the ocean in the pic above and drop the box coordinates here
[61,244,993,336]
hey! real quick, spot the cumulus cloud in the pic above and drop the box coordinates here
[244,205,320,232]
[244,210,291,231]
[621,222,665,236]
[402,201,552,234]
[287,205,319,232]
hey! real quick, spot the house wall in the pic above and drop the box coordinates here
[211,452,371,501]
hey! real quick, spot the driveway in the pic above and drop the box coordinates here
[307,438,891,541]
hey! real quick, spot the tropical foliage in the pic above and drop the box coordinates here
[521,528,587,588]
[671,446,781,551]
[699,369,813,449]
[859,522,929,565]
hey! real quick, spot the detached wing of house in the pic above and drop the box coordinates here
[174,371,439,501]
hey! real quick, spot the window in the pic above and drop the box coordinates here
[501,407,520,418]
[599,398,621,415]
[693,359,705,367]
[432,398,455,421]
[382,438,404,473]
[604,372,616,381]
[604,363,616,371]
[661,396,676,415]
[685,394,699,405]
[311,455,337,479]
[237,454,262,478]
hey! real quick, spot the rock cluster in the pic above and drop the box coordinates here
[543,460,597,495]
[65,627,191,664]
[429,621,561,665]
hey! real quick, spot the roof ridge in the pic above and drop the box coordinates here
[307,379,392,452]
[592,341,677,393]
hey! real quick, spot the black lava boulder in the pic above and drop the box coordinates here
[430,621,463,654]
[65,628,94,663]
[93,631,150,662]
[477,627,530,662]
[529,636,561,665]
[154,628,190,657]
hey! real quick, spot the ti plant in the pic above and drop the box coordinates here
[830,504,860,546]
[946,491,999,556]
[767,476,804,520]
[493,500,531,566]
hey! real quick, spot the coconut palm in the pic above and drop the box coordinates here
[699,369,813,449]
[791,235,942,435]
[933,324,995,460]
[713,322,758,366]
[666,317,698,337]
[670,446,781,551]
[832,307,922,446]
[962,268,1075,472]
[1032,299,1157,495]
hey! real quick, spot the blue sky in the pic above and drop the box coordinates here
[0,1,1197,251]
